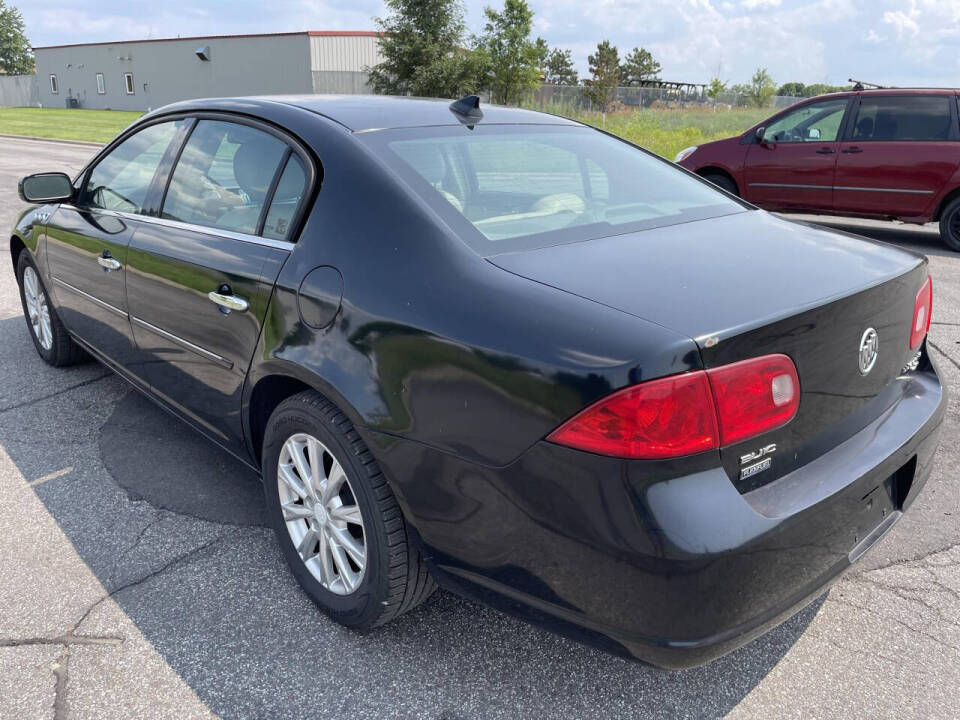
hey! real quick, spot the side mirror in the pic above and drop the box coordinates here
[754,126,766,144]
[806,127,821,140]
[18,172,74,204]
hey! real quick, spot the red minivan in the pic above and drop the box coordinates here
[676,88,960,251]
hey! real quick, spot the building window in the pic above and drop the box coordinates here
[96,73,105,94]
[123,72,135,95]
[50,74,59,94]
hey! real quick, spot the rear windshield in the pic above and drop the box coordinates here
[364,125,745,255]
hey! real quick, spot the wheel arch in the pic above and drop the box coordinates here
[244,362,369,470]
[9,234,26,274]
[933,185,960,222]
[695,166,740,196]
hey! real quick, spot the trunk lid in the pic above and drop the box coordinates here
[489,210,927,490]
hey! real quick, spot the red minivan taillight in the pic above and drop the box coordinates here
[910,275,932,350]
[547,354,800,459]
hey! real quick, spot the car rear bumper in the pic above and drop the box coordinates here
[370,353,946,669]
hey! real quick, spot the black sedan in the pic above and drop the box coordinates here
[11,95,945,668]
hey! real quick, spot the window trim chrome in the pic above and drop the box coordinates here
[59,205,295,251]
[131,315,234,370]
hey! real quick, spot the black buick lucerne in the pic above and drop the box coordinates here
[11,95,945,668]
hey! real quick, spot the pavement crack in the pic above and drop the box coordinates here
[929,341,960,372]
[73,529,242,634]
[0,372,112,415]
[52,647,70,720]
[0,635,123,648]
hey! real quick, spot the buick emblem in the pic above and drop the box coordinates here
[859,328,879,375]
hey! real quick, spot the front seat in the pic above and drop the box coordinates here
[854,116,874,139]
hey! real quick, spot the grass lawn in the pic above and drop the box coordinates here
[572,106,772,160]
[0,107,143,144]
[0,105,770,160]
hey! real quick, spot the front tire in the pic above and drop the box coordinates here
[16,251,86,367]
[938,197,960,252]
[700,171,739,197]
[262,391,435,629]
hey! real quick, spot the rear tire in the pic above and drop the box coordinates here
[262,390,436,629]
[938,197,960,252]
[16,251,86,367]
[700,171,739,197]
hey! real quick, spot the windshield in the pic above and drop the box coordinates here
[365,124,746,255]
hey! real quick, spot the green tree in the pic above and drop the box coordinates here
[620,46,661,86]
[477,0,542,105]
[747,67,776,108]
[803,82,850,97]
[534,36,549,79]
[368,0,486,98]
[582,40,620,112]
[777,81,805,97]
[706,76,728,100]
[544,48,578,85]
[0,1,33,75]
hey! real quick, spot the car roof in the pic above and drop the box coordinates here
[155,95,582,133]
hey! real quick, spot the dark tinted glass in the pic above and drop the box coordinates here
[262,155,307,241]
[84,121,182,214]
[852,96,953,141]
[162,120,287,235]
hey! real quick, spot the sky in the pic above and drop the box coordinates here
[18,0,960,87]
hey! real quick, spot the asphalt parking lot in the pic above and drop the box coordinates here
[0,135,958,720]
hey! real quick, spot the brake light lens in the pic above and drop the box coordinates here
[546,372,719,459]
[910,275,932,350]
[706,354,800,446]
[547,354,800,459]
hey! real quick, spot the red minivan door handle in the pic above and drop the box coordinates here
[842,147,863,154]
[815,147,836,154]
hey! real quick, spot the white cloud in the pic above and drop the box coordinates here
[741,0,782,8]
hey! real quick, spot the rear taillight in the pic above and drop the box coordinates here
[910,275,932,350]
[706,354,800,446]
[547,354,800,460]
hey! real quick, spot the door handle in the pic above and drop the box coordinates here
[97,256,122,272]
[208,289,249,314]
[842,147,863,154]
[815,148,835,154]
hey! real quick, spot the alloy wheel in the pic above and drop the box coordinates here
[23,266,53,351]
[277,433,366,595]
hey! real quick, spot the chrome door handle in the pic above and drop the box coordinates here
[208,290,249,313]
[97,256,122,272]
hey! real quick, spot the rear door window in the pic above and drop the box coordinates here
[850,95,954,141]
[161,120,288,235]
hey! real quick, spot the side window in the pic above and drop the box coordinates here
[124,72,135,95]
[851,96,952,141]
[763,98,849,143]
[82,120,183,214]
[262,155,307,241]
[96,73,105,94]
[161,120,287,235]
[50,74,58,94]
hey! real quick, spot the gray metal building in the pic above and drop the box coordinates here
[33,31,383,111]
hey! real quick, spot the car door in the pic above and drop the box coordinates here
[124,117,310,455]
[44,119,188,368]
[742,97,851,211]
[834,94,959,218]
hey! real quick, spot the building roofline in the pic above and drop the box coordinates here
[33,30,379,51]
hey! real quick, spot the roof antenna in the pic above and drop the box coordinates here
[449,95,483,129]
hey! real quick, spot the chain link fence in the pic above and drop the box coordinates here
[525,84,802,114]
